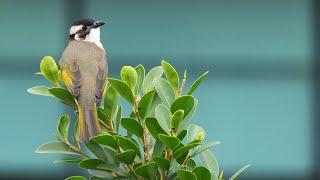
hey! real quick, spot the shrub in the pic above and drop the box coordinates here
[28,56,250,180]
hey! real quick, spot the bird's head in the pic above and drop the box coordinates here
[69,18,105,44]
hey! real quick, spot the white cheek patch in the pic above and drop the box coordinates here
[84,27,103,48]
[69,25,83,35]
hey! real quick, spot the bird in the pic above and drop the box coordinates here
[59,18,107,143]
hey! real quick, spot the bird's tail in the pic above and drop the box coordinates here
[77,104,101,143]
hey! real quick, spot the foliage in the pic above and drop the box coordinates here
[28,57,250,180]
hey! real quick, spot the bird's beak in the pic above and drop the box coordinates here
[92,21,105,28]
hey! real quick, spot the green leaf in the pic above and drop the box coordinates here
[90,134,118,149]
[177,130,187,141]
[191,141,220,158]
[161,60,179,91]
[173,143,201,159]
[187,124,205,143]
[86,142,120,170]
[115,149,136,165]
[79,159,112,172]
[155,104,172,132]
[135,162,158,180]
[154,78,176,107]
[177,169,197,180]
[54,158,81,164]
[107,78,134,105]
[145,118,167,139]
[115,106,122,133]
[117,136,141,158]
[104,86,120,122]
[65,176,87,180]
[27,86,53,96]
[192,166,211,180]
[229,164,251,180]
[153,156,170,171]
[158,134,180,149]
[97,108,108,122]
[142,66,163,93]
[200,150,219,178]
[171,110,184,131]
[187,71,209,95]
[138,90,156,119]
[135,64,145,94]
[40,56,59,85]
[57,114,70,141]
[152,139,165,157]
[121,66,138,91]
[186,158,196,170]
[48,87,77,108]
[89,170,114,179]
[170,95,195,119]
[121,118,143,138]
[35,142,79,155]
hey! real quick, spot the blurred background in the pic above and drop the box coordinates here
[0,0,318,179]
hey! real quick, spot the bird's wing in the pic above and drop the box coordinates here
[95,64,107,106]
[61,61,82,99]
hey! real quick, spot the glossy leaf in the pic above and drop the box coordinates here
[107,78,134,105]
[142,66,163,93]
[173,143,201,159]
[90,134,118,149]
[115,106,122,133]
[117,136,141,158]
[135,64,145,94]
[170,95,194,119]
[153,156,170,171]
[121,66,138,91]
[177,130,187,141]
[187,71,209,95]
[177,169,196,180]
[187,124,205,143]
[65,176,87,180]
[115,149,136,165]
[186,159,197,170]
[138,90,156,119]
[191,141,220,158]
[40,56,59,84]
[35,142,79,155]
[229,164,251,180]
[154,78,176,107]
[161,60,179,91]
[104,86,120,122]
[54,158,81,164]
[121,118,143,138]
[49,87,77,108]
[171,110,184,131]
[158,134,180,149]
[57,114,70,141]
[135,162,158,180]
[145,118,167,139]
[192,166,211,180]
[200,150,219,178]
[79,159,112,172]
[86,142,120,170]
[27,86,53,96]
[155,104,171,132]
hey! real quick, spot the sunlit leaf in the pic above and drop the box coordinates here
[142,66,163,93]
[104,86,120,122]
[229,164,251,180]
[40,56,59,85]
[35,142,79,155]
[161,60,179,91]
[107,78,134,105]
[57,114,70,141]
[121,66,138,92]
[187,71,209,95]
[27,86,53,96]
[154,78,176,107]
[135,64,145,94]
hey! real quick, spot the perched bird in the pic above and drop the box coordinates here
[59,19,107,143]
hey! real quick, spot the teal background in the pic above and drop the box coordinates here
[0,0,315,179]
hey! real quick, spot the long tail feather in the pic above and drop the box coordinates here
[77,104,101,143]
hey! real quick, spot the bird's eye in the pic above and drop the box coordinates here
[82,26,87,30]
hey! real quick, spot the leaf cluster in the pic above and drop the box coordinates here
[28,57,250,180]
